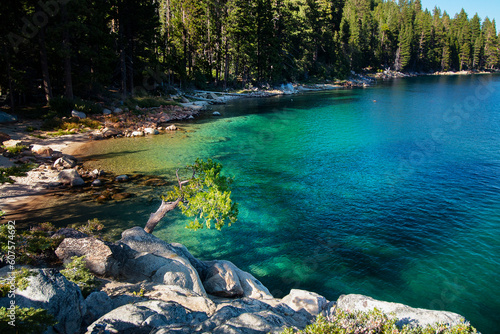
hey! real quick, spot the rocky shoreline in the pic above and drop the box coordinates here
[0,227,473,334]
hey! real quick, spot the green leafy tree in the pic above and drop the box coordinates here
[144,159,238,233]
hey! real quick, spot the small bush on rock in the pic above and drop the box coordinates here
[281,309,478,334]
[0,224,63,265]
[60,256,101,297]
[0,306,56,334]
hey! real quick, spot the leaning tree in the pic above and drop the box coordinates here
[144,159,239,234]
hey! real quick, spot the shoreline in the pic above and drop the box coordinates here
[1,70,498,224]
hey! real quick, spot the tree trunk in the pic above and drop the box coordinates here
[39,26,53,103]
[62,4,73,100]
[144,198,181,234]
[4,48,15,111]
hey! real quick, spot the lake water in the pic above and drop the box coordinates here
[57,75,500,332]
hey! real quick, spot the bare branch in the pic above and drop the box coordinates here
[144,198,181,234]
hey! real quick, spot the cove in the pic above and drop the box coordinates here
[46,75,500,333]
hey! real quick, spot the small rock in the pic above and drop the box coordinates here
[92,179,103,187]
[188,115,195,120]
[102,108,112,115]
[113,108,123,114]
[166,125,177,131]
[144,128,159,135]
[71,110,87,119]
[131,130,144,137]
[115,175,129,182]
[212,111,221,116]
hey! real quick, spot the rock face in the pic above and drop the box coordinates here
[47,227,475,334]
[336,294,467,328]
[3,269,86,334]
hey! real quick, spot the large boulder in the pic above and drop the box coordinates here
[31,144,53,156]
[86,300,199,334]
[72,110,87,119]
[151,298,310,334]
[0,111,17,123]
[83,291,114,326]
[55,237,123,277]
[119,227,206,274]
[53,155,78,168]
[281,289,328,317]
[57,169,85,186]
[203,260,244,297]
[3,269,86,334]
[203,260,273,300]
[151,257,206,296]
[336,294,468,328]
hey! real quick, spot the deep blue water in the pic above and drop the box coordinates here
[64,75,500,332]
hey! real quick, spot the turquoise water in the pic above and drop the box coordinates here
[71,75,500,332]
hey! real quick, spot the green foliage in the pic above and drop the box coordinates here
[70,218,104,235]
[281,310,478,334]
[164,159,239,230]
[73,99,103,115]
[0,223,63,265]
[0,211,5,218]
[42,117,101,132]
[60,256,101,297]
[2,145,27,155]
[48,97,75,116]
[0,164,34,184]
[125,97,179,110]
[0,269,39,298]
[0,306,56,334]
[49,97,102,117]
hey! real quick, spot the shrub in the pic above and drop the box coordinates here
[0,164,34,184]
[0,269,39,298]
[0,306,56,334]
[281,309,478,334]
[49,97,103,116]
[0,224,63,265]
[73,99,103,115]
[60,256,101,297]
[2,145,27,155]
[48,97,74,116]
[125,96,179,110]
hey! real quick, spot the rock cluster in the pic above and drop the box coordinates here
[0,227,471,334]
[90,106,198,140]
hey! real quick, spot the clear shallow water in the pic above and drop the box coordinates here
[68,76,500,332]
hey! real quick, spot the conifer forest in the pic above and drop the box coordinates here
[1,0,499,106]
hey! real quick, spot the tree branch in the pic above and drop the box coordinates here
[144,197,181,234]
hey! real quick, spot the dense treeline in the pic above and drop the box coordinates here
[1,0,499,107]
